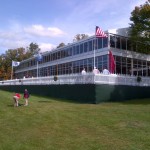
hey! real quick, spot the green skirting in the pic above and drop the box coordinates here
[0,84,150,103]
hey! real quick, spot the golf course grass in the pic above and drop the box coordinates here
[0,90,149,150]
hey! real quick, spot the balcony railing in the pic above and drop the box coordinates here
[0,73,150,87]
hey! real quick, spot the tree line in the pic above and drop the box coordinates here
[0,43,40,80]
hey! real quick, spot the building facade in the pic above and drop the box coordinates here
[14,28,150,79]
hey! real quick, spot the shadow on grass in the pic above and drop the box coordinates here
[120,99,150,105]
[37,95,89,104]
[7,103,24,107]
[7,104,14,107]
[38,100,52,103]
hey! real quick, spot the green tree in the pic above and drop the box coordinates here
[0,55,6,80]
[0,48,25,80]
[26,42,41,56]
[0,42,41,80]
[130,0,150,53]
[57,42,65,48]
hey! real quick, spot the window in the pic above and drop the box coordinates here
[103,38,108,48]
[116,37,120,49]
[98,38,102,49]
[80,44,83,54]
[121,37,126,50]
[84,42,88,53]
[89,41,92,51]
[76,45,79,54]
[110,35,116,48]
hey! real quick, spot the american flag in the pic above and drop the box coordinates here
[95,26,107,38]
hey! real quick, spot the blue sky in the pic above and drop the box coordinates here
[0,0,146,54]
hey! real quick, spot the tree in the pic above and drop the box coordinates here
[26,42,41,56]
[73,34,89,42]
[0,48,26,80]
[130,0,150,53]
[0,55,6,80]
[0,42,41,80]
[57,42,65,48]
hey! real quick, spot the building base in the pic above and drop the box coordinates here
[0,84,150,104]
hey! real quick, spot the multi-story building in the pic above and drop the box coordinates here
[14,27,150,79]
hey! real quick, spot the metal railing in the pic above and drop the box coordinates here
[0,73,150,87]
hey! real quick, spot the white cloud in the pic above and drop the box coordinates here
[0,31,16,39]
[0,22,67,54]
[0,39,28,50]
[24,25,66,37]
[39,43,56,53]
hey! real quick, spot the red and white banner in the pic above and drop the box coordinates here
[109,50,115,73]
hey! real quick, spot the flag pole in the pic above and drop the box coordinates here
[37,60,38,78]
[94,39,96,68]
[95,26,108,69]
[94,26,96,68]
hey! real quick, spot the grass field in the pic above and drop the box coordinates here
[0,90,150,150]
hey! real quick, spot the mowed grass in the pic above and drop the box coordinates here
[0,90,150,150]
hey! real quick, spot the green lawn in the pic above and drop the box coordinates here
[0,90,150,150]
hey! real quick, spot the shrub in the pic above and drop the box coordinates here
[137,76,142,82]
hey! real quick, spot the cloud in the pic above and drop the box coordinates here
[0,23,66,54]
[24,25,66,37]
[39,43,56,52]
[0,39,28,50]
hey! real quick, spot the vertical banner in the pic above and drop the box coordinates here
[109,50,115,73]
[36,53,43,78]
[36,53,43,62]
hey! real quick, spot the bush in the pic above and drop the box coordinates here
[137,76,142,82]
[54,76,58,81]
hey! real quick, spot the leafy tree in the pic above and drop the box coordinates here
[26,42,41,56]
[0,48,25,80]
[0,55,6,80]
[0,42,41,80]
[130,0,150,53]
[57,42,65,48]
[73,34,89,42]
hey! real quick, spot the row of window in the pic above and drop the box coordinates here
[17,34,147,70]
[15,55,150,78]
[110,34,150,53]
[15,33,150,78]
[17,37,108,69]
[16,55,108,78]
[19,35,148,71]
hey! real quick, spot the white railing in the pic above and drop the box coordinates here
[0,73,150,87]
[94,74,150,86]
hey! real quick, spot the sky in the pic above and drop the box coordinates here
[0,0,146,54]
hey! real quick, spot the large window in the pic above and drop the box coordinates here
[98,38,102,49]
[103,38,108,48]
[84,42,88,53]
